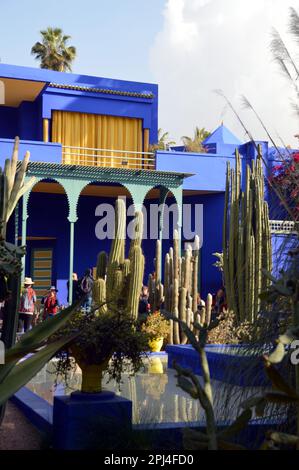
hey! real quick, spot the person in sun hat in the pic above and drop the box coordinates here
[41,286,60,319]
[18,277,37,333]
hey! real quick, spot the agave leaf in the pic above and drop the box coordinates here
[264,362,299,397]
[207,319,221,330]
[5,299,82,363]
[241,395,265,410]
[177,375,199,399]
[166,313,200,351]
[279,326,299,344]
[261,269,277,283]
[255,399,268,417]
[266,431,299,446]
[217,409,252,440]
[0,333,78,406]
[183,428,208,442]
[266,342,286,364]
[217,439,247,450]
[183,428,208,450]
[264,392,299,404]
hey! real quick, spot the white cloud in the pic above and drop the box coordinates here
[149,0,299,147]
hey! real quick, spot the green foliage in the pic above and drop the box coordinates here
[0,301,82,406]
[31,27,76,71]
[181,127,210,153]
[53,308,149,388]
[141,312,170,339]
[52,199,149,392]
[165,312,258,450]
[149,234,213,345]
[149,128,176,151]
[222,148,272,323]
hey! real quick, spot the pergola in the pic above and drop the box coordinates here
[19,162,192,303]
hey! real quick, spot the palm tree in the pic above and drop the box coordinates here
[149,128,176,151]
[31,27,76,72]
[181,126,210,153]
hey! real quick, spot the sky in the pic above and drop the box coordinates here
[1,0,299,146]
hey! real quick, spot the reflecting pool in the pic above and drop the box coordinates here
[26,354,269,425]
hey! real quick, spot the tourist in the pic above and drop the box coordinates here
[67,272,81,303]
[42,286,60,319]
[197,293,206,312]
[18,277,37,333]
[214,288,227,316]
[138,285,150,316]
[80,268,94,313]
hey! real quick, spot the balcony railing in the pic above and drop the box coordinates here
[269,220,298,234]
[62,145,156,170]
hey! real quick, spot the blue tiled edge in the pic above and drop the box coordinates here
[10,387,53,434]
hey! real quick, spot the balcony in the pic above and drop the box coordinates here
[62,145,155,169]
[0,138,155,170]
[155,150,237,191]
[0,138,62,167]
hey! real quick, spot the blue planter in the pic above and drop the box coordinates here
[53,390,132,449]
[166,344,271,387]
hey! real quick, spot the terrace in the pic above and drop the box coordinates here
[0,138,237,192]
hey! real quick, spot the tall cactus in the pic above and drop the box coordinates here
[221,147,272,323]
[96,251,107,279]
[93,199,145,321]
[149,232,213,344]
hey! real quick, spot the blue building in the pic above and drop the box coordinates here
[0,64,294,304]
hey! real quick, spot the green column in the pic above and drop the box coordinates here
[158,186,169,280]
[68,219,75,305]
[171,185,183,257]
[56,179,84,305]
[21,194,29,283]
[15,202,19,246]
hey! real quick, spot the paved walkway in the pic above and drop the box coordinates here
[0,402,43,450]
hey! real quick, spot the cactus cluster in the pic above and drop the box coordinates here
[148,232,212,344]
[92,198,145,320]
[0,137,35,239]
[221,148,272,323]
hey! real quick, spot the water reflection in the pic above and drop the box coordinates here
[26,355,268,425]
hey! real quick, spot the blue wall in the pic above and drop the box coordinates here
[0,64,158,145]
[20,187,224,304]
[0,106,18,138]
[183,193,224,297]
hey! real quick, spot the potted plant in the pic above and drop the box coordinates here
[142,311,170,352]
[54,308,149,393]
[48,200,153,449]
[51,200,149,393]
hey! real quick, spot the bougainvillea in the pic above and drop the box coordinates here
[270,151,299,220]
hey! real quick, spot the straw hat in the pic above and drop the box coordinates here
[49,286,58,292]
[24,277,34,286]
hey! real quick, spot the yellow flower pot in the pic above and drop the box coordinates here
[148,337,164,353]
[148,357,164,374]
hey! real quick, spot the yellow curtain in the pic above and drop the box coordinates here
[52,110,143,168]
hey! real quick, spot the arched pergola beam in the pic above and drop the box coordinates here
[21,163,186,304]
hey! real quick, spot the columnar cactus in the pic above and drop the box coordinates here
[93,198,145,321]
[149,232,213,344]
[221,147,272,323]
[1,137,36,239]
[96,251,107,279]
